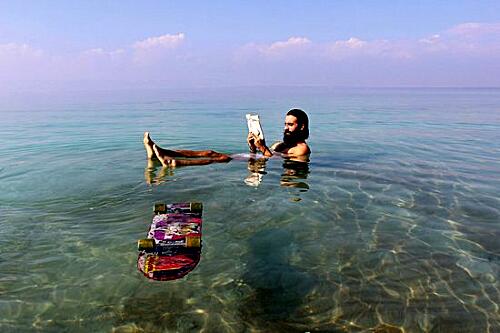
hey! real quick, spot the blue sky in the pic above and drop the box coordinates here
[1,1,500,89]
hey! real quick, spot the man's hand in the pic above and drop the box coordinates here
[247,132,257,153]
[251,133,266,151]
[250,133,273,157]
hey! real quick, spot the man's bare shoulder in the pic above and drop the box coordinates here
[287,142,310,157]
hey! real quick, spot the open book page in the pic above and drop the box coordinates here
[246,114,265,140]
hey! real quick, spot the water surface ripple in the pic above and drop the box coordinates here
[0,88,499,332]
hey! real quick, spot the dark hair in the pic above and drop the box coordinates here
[287,108,309,140]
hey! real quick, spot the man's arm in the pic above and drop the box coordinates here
[250,133,273,157]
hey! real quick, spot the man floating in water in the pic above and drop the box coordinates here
[244,109,311,188]
[247,108,311,158]
[144,108,310,167]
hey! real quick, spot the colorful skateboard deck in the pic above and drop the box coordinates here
[137,202,202,281]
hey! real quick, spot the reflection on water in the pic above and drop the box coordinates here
[144,160,174,185]
[280,158,310,191]
[245,156,311,196]
[150,154,312,197]
[245,156,268,187]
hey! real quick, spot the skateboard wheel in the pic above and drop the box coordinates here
[186,235,201,248]
[138,239,155,251]
[154,202,166,214]
[190,202,203,213]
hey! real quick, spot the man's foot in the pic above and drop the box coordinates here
[153,144,176,167]
[143,132,156,159]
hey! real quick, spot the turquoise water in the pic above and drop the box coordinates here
[1,88,499,332]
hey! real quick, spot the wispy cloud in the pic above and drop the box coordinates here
[237,36,312,60]
[82,48,126,57]
[237,35,413,62]
[419,34,441,45]
[130,33,186,66]
[447,22,500,37]
[414,22,500,56]
[0,42,44,57]
[326,37,415,60]
[0,33,190,84]
[2,23,500,88]
[333,37,367,49]
[267,36,311,52]
[0,43,48,80]
[232,22,500,86]
[133,33,185,50]
[237,22,500,62]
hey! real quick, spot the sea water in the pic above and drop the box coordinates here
[0,87,499,332]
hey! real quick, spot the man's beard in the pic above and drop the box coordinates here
[283,130,302,146]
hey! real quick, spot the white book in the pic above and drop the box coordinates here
[246,114,265,140]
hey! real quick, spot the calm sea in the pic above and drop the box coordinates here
[1,87,499,332]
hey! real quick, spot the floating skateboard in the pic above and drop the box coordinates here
[137,202,203,281]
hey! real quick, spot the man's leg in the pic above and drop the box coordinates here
[144,132,192,159]
[173,149,229,158]
[152,145,176,167]
[143,132,231,160]
[153,145,231,167]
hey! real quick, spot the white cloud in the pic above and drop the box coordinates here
[238,36,312,60]
[82,48,125,56]
[237,35,416,62]
[0,33,188,82]
[133,33,185,50]
[81,48,125,60]
[333,37,367,49]
[267,36,311,52]
[0,43,48,80]
[2,23,500,89]
[0,42,44,58]
[447,22,500,37]
[327,37,414,60]
[419,34,441,45]
[417,34,449,53]
[416,22,500,55]
[131,33,187,66]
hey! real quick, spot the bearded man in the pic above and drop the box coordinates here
[247,108,311,158]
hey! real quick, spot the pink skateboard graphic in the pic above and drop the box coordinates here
[137,202,202,281]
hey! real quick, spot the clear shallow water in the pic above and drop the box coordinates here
[1,88,499,332]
